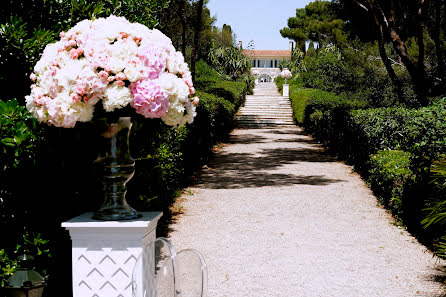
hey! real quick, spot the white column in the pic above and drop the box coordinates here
[283,84,290,97]
[62,212,162,297]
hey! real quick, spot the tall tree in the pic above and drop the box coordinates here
[191,0,204,81]
[280,1,345,51]
[345,0,436,105]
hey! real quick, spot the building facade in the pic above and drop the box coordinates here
[242,41,293,82]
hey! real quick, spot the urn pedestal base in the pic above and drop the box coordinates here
[62,212,162,297]
[283,84,290,97]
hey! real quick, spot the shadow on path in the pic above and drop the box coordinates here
[193,131,344,189]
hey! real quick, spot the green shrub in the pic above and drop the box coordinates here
[207,43,251,81]
[195,60,247,108]
[0,99,40,171]
[345,97,446,171]
[303,90,368,150]
[421,156,446,259]
[368,150,416,219]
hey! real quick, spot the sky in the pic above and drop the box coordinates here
[206,0,313,50]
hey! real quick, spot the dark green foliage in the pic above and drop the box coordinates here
[0,99,40,171]
[368,150,416,219]
[345,98,446,170]
[422,156,446,259]
[302,90,445,239]
[303,89,368,151]
[195,60,247,108]
[280,1,345,51]
[183,90,235,167]
[207,43,251,81]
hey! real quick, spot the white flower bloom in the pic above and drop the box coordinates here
[109,57,126,74]
[162,101,185,127]
[70,19,92,34]
[72,102,94,122]
[124,66,140,82]
[103,84,132,112]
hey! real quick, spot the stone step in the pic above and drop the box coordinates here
[236,84,294,127]
[237,111,293,115]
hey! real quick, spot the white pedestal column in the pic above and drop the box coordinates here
[62,212,162,297]
[283,84,290,97]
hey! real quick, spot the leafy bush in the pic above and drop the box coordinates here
[422,156,446,259]
[0,99,40,171]
[368,150,416,219]
[195,60,247,108]
[303,90,368,151]
[302,90,445,241]
[207,43,251,80]
[301,45,358,95]
[345,98,446,171]
[183,91,235,167]
[0,232,51,287]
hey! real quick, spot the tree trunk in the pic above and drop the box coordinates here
[191,0,204,82]
[433,0,445,83]
[372,0,429,105]
[177,0,187,57]
[368,2,404,103]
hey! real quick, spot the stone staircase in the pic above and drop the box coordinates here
[235,83,295,128]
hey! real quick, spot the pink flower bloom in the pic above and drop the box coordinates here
[192,97,199,106]
[189,86,195,95]
[138,45,166,79]
[30,73,37,81]
[69,39,77,47]
[116,72,127,81]
[49,66,58,76]
[115,80,125,87]
[64,41,71,50]
[60,31,65,38]
[130,79,169,118]
[107,76,115,82]
[72,93,82,102]
[69,48,80,59]
[74,84,87,95]
[98,70,109,81]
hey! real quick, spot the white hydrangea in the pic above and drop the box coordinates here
[103,84,132,112]
[124,65,140,82]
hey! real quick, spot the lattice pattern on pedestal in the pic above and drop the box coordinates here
[74,244,142,297]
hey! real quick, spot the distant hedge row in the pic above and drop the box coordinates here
[277,74,446,257]
[301,92,445,251]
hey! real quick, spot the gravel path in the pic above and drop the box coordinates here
[167,87,445,297]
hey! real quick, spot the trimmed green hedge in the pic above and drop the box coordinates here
[195,60,247,108]
[368,150,416,219]
[301,89,446,239]
[303,90,368,152]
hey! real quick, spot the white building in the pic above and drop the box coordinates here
[242,41,293,82]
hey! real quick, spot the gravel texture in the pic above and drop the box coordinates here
[167,87,445,297]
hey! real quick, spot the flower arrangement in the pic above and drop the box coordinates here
[280,69,292,79]
[25,15,198,128]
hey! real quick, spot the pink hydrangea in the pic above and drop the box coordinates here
[138,45,166,79]
[130,79,169,118]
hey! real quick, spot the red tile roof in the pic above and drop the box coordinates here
[242,50,291,57]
